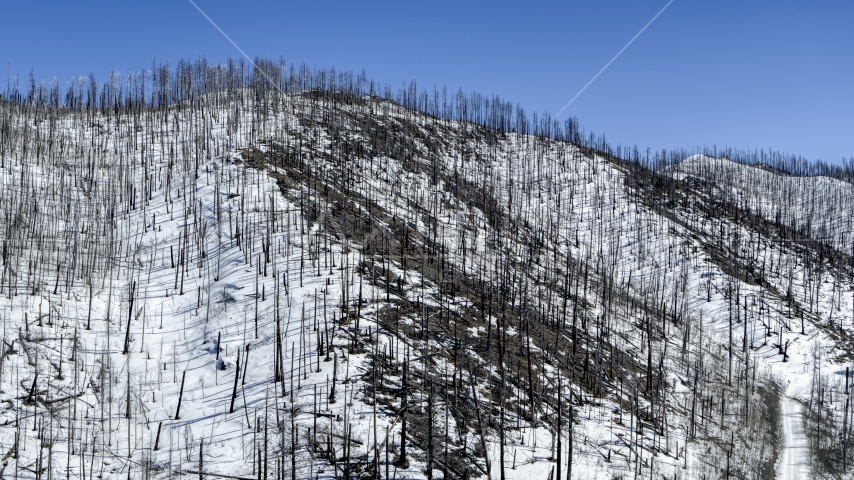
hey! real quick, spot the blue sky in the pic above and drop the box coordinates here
[2,1,852,164]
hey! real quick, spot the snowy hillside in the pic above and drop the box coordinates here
[669,154,854,255]
[0,62,853,480]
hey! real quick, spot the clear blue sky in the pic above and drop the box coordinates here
[2,1,852,164]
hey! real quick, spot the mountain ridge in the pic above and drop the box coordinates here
[0,74,851,480]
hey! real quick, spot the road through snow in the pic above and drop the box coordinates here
[779,390,811,480]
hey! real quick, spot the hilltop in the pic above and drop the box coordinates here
[0,62,852,480]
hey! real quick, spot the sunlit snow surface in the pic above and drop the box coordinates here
[0,93,850,479]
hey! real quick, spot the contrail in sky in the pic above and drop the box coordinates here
[555,0,675,118]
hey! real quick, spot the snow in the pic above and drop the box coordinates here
[672,154,854,255]
[780,392,811,480]
[0,90,851,479]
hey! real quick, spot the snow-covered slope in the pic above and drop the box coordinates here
[670,154,854,254]
[0,87,851,480]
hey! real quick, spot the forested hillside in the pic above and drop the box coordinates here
[0,59,853,479]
